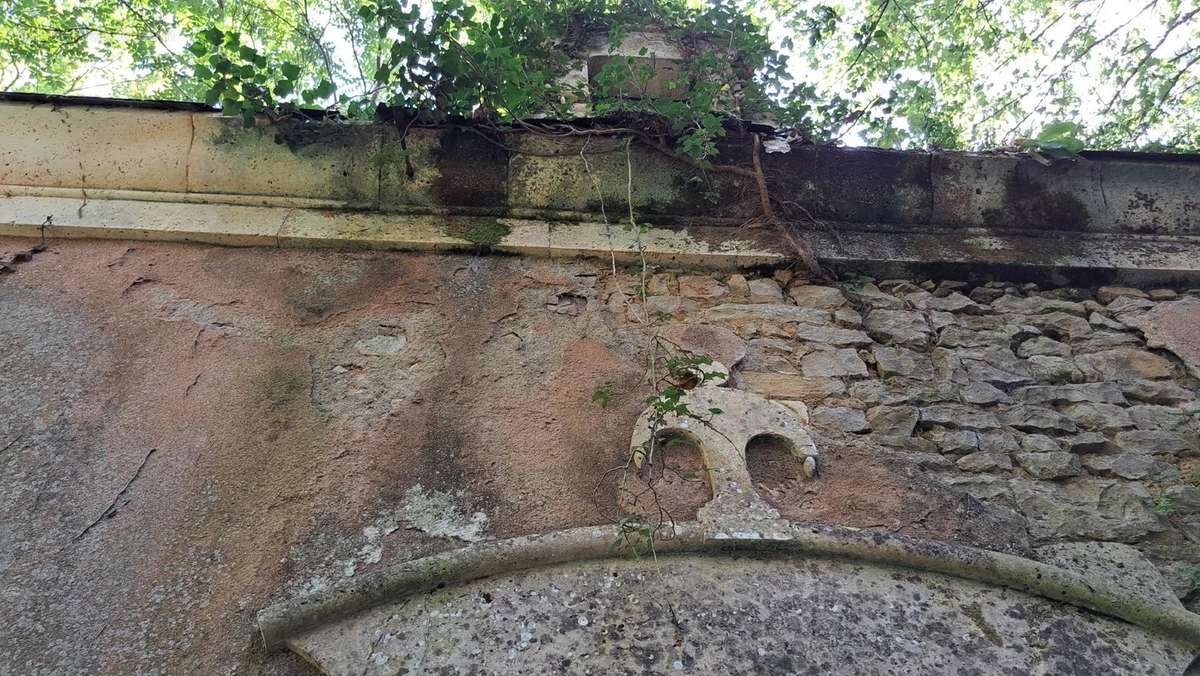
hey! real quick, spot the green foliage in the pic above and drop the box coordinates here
[191,27,327,125]
[591,383,614,408]
[611,514,656,558]
[4,0,1199,151]
[1152,494,1174,517]
[767,0,1200,151]
[0,0,335,101]
[631,354,723,468]
[1021,121,1086,161]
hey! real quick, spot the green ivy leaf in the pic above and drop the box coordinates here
[312,79,336,99]
[200,27,224,45]
[280,63,301,80]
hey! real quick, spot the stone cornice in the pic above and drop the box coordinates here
[2,97,1198,283]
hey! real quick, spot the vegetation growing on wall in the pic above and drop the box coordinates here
[4,0,1199,152]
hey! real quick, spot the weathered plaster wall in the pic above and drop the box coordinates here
[1,235,1198,673]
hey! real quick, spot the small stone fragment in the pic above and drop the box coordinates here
[920,404,1001,431]
[787,284,846,309]
[1113,429,1195,456]
[748,278,784,303]
[909,291,985,314]
[1076,349,1174,381]
[1096,286,1148,304]
[725,273,750,298]
[802,456,817,479]
[1088,312,1127,331]
[955,346,1033,386]
[927,427,980,454]
[1061,402,1134,432]
[961,381,1011,405]
[1073,331,1140,353]
[1127,404,1190,431]
[907,452,956,470]
[678,275,728,300]
[1015,452,1081,479]
[991,295,1085,316]
[832,307,863,327]
[791,323,874,346]
[811,406,869,433]
[916,405,1003,432]
[1027,312,1092,340]
[1119,379,1195,404]
[1082,453,1164,480]
[1165,485,1200,514]
[641,295,697,319]
[1017,336,1071,358]
[929,311,960,332]
[801,348,869,377]
[1013,382,1128,406]
[867,405,919,441]
[871,345,934,380]
[957,451,1012,472]
[1024,355,1084,384]
[1106,295,1155,314]
[863,309,932,349]
[355,334,407,356]
[969,286,1005,303]
[979,431,1022,453]
[1020,434,1061,453]
[1003,405,1078,434]
[1147,289,1177,301]
[739,373,845,401]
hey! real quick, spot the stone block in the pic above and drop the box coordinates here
[811,406,869,433]
[1003,405,1078,435]
[864,309,931,349]
[379,126,507,209]
[1076,349,1174,381]
[1113,430,1195,456]
[189,115,380,203]
[866,405,919,441]
[1015,452,1081,480]
[956,451,1011,472]
[738,373,845,402]
[801,348,868,377]
[871,345,934,380]
[0,103,191,191]
[787,284,846,309]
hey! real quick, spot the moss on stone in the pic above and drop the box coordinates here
[444,220,512,248]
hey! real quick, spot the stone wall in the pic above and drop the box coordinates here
[2,236,1198,672]
[610,269,1200,607]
